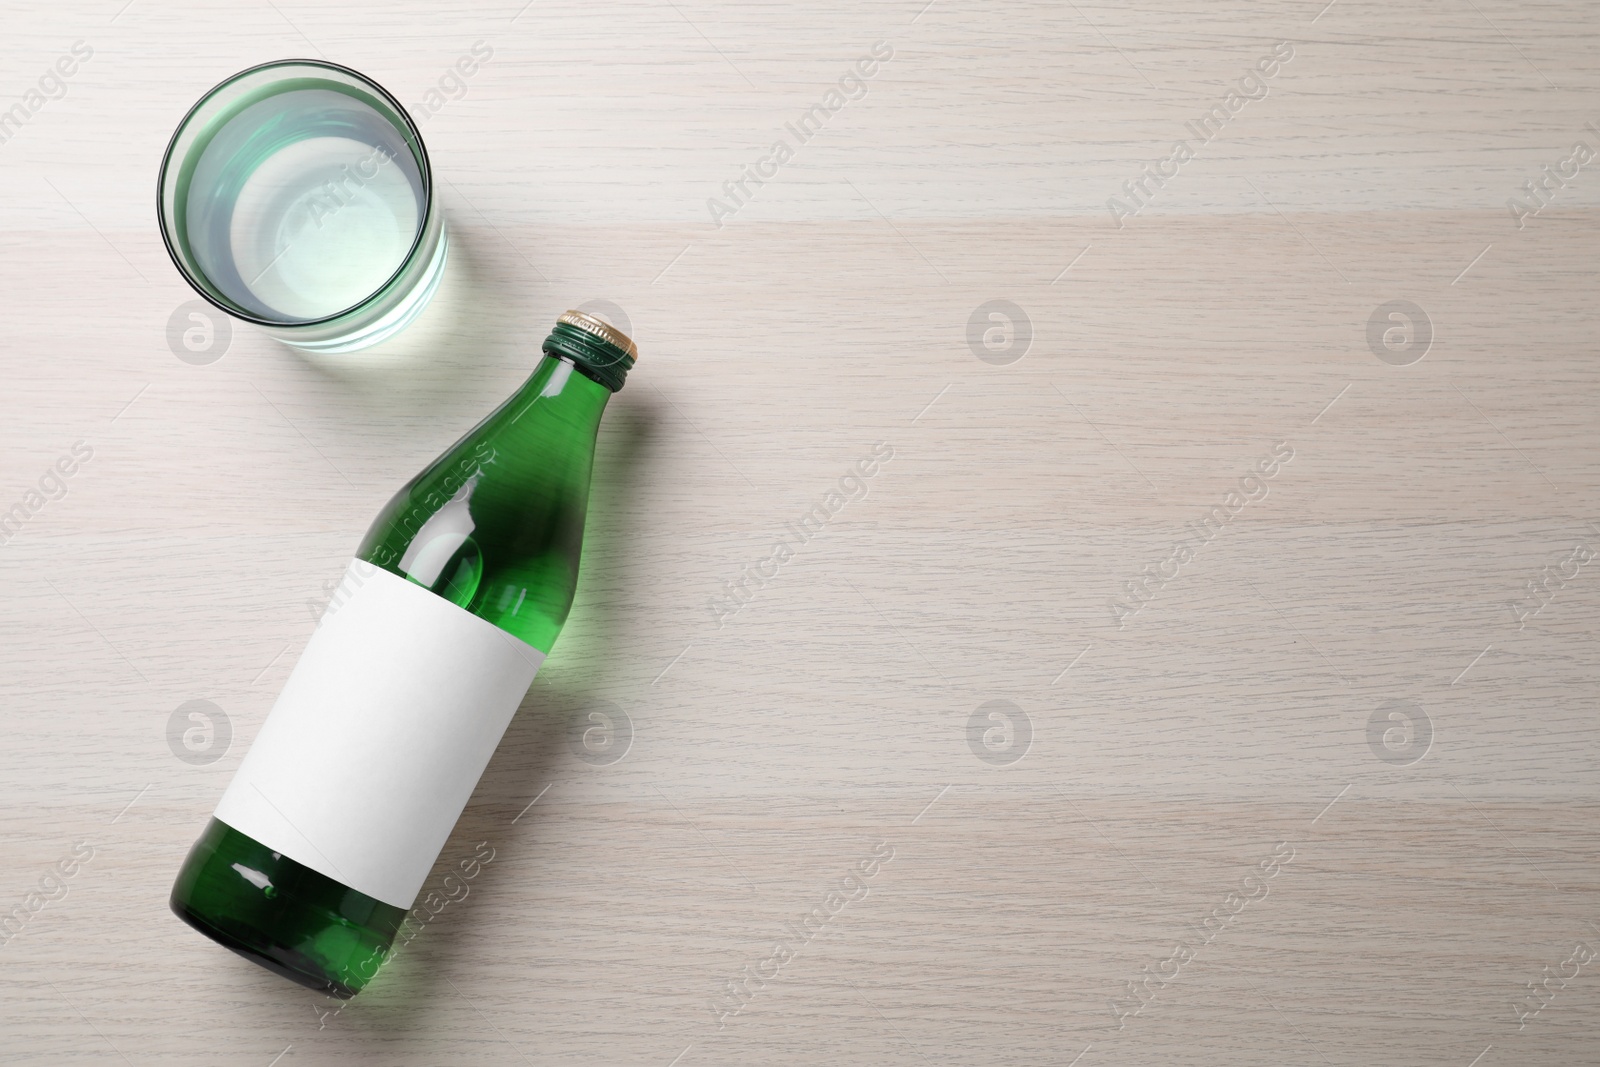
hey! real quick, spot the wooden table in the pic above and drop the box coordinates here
[3,1,1597,1063]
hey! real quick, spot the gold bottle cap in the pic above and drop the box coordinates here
[558,310,637,360]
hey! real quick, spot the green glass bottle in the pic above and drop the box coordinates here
[170,311,637,998]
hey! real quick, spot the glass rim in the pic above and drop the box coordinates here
[156,57,436,330]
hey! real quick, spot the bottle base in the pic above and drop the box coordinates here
[171,898,362,1000]
[170,818,407,999]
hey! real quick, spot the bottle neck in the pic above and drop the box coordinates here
[542,317,635,393]
[501,352,612,435]
[355,349,612,641]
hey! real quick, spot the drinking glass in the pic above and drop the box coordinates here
[158,59,446,353]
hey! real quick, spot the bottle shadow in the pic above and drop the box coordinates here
[329,376,663,1029]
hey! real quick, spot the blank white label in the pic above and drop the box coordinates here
[215,561,545,908]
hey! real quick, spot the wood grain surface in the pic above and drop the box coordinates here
[3,1,1599,1064]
